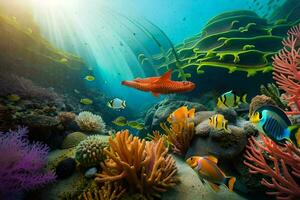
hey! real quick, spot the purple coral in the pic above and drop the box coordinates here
[0,127,56,199]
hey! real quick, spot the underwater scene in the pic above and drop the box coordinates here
[1,0,300,199]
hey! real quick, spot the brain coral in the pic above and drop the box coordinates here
[75,135,107,168]
[61,132,88,149]
[75,111,105,133]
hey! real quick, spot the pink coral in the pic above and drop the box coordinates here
[273,23,300,115]
[244,134,300,200]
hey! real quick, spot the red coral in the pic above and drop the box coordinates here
[273,23,300,115]
[244,134,300,200]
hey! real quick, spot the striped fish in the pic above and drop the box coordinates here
[217,90,247,109]
[208,114,231,133]
[250,105,300,147]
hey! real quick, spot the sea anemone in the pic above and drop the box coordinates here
[75,111,105,133]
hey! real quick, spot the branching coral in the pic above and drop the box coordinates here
[160,107,195,156]
[95,130,178,199]
[0,127,56,198]
[82,182,126,200]
[76,111,106,132]
[273,23,300,115]
[243,134,300,200]
[0,73,60,101]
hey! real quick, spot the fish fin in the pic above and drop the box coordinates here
[256,105,291,126]
[122,100,126,108]
[288,125,300,147]
[155,69,172,83]
[224,176,236,192]
[188,108,195,118]
[241,94,248,104]
[151,92,160,97]
[208,182,220,192]
[204,155,218,164]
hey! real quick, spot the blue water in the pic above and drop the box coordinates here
[29,0,283,111]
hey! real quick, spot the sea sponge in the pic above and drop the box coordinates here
[61,132,87,149]
[249,95,277,116]
[58,112,76,126]
[75,135,107,168]
[75,111,105,133]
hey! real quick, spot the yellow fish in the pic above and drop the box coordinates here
[186,156,236,192]
[84,75,95,81]
[217,90,247,109]
[208,114,231,133]
[60,58,68,63]
[7,94,20,102]
[112,116,127,126]
[127,121,144,130]
[167,106,195,124]
[80,98,93,105]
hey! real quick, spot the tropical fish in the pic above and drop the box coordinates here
[84,75,95,81]
[121,69,195,97]
[186,156,236,192]
[217,90,247,108]
[74,89,80,94]
[7,94,20,102]
[80,98,93,105]
[127,121,144,130]
[208,114,230,133]
[107,98,126,110]
[250,105,300,147]
[60,58,68,63]
[112,116,127,126]
[167,106,195,124]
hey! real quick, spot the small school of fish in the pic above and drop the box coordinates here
[186,155,236,192]
[250,105,300,147]
[112,116,144,130]
[107,98,126,110]
[217,90,247,109]
[122,69,196,97]
[208,114,231,133]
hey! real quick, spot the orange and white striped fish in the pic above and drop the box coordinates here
[186,155,236,192]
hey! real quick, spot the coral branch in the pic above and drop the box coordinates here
[273,23,300,115]
[95,130,178,199]
[244,134,300,199]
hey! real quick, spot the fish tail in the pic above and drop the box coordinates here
[288,126,300,147]
[224,176,236,192]
[241,94,247,104]
[122,100,126,108]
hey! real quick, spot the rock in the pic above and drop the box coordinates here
[162,155,246,200]
[55,158,76,179]
[188,125,247,160]
[194,111,216,125]
[144,99,206,131]
[216,108,237,123]
[61,132,87,149]
[84,167,98,178]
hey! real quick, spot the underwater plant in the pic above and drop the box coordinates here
[244,134,300,200]
[273,23,300,115]
[260,83,287,110]
[95,130,178,199]
[76,111,106,133]
[0,126,56,198]
[75,135,107,168]
[160,106,195,156]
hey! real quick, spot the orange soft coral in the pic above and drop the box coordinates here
[95,130,178,199]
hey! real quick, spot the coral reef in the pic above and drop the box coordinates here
[249,95,277,116]
[76,111,106,133]
[58,111,76,127]
[61,132,88,149]
[273,23,300,115]
[75,135,107,168]
[260,83,287,110]
[0,127,56,198]
[82,182,126,200]
[0,73,60,101]
[160,107,195,156]
[244,134,300,199]
[95,130,178,199]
